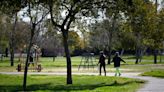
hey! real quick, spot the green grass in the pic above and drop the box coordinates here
[1,56,164,72]
[122,55,164,60]
[141,69,164,78]
[40,56,88,67]
[0,74,144,92]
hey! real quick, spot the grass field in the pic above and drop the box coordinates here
[1,55,164,92]
[0,55,164,72]
[141,69,164,78]
[0,74,145,92]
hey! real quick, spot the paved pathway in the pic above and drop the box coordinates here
[0,72,140,76]
[0,72,164,92]
[124,75,164,92]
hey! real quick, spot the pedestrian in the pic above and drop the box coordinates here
[98,51,106,76]
[112,52,126,76]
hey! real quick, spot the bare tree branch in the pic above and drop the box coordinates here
[61,3,70,11]
[48,0,62,28]
[36,10,50,25]
[66,14,76,31]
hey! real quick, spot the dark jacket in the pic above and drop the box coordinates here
[99,54,106,65]
[112,56,125,67]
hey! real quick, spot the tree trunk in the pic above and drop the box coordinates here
[0,56,2,61]
[160,50,162,63]
[135,48,139,64]
[139,49,143,62]
[135,48,143,64]
[154,54,157,64]
[9,13,17,66]
[62,31,72,84]
[0,52,3,61]
[107,48,111,65]
[135,58,139,64]
[160,54,162,63]
[5,48,8,57]
[0,39,3,61]
[134,31,142,64]
[154,49,157,64]
[10,48,14,66]
[107,13,116,65]
[120,49,124,56]
[53,56,56,62]
[155,0,158,13]
[23,25,35,91]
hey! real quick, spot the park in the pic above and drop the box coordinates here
[0,0,164,92]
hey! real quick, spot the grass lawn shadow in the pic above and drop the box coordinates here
[0,80,143,92]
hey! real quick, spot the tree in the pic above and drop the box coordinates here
[89,20,116,53]
[146,7,164,64]
[0,14,9,59]
[94,0,132,64]
[152,0,164,64]
[0,12,31,61]
[138,0,164,64]
[76,21,90,50]
[48,0,107,84]
[22,0,49,91]
[126,0,156,64]
[0,0,23,66]
[40,20,63,58]
[118,23,136,55]
[14,21,31,50]
[68,31,82,55]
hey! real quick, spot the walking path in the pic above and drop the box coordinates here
[122,74,164,92]
[0,72,164,92]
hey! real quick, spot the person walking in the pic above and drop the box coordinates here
[112,52,126,76]
[98,51,106,76]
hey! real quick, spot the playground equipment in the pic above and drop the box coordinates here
[17,45,42,72]
[78,53,96,70]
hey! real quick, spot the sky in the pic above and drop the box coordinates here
[18,0,164,22]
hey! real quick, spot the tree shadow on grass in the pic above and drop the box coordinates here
[0,80,143,92]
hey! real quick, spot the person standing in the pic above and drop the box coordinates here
[98,51,106,76]
[112,52,126,76]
